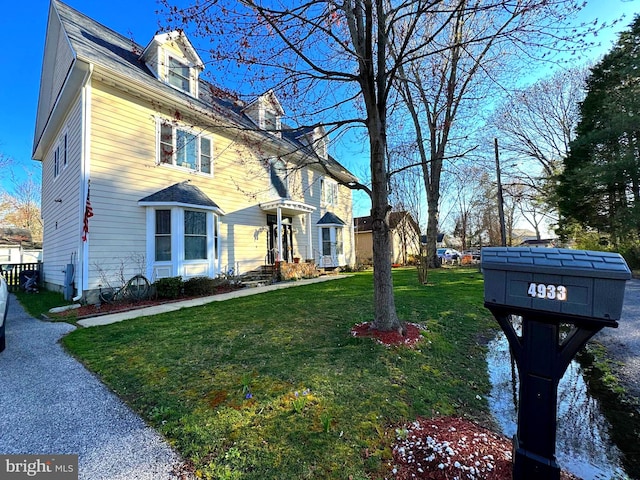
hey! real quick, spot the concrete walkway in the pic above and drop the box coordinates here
[78,275,349,327]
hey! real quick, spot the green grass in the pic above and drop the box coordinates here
[62,268,497,479]
[14,289,73,319]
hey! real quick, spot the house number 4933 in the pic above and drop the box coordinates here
[527,283,568,301]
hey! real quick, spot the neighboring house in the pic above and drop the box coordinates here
[354,212,421,265]
[518,238,557,248]
[33,1,358,302]
[420,233,446,249]
[0,227,43,265]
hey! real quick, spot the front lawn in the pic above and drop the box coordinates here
[63,268,496,479]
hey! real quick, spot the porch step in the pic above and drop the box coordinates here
[239,265,277,287]
[242,279,270,288]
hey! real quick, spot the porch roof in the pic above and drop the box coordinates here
[259,199,316,216]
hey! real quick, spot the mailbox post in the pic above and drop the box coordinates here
[482,247,631,480]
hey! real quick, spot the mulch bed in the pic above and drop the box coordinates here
[50,285,243,320]
[351,322,579,480]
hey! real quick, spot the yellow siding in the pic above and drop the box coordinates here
[41,95,83,289]
[86,77,353,289]
[34,14,75,147]
[355,232,374,264]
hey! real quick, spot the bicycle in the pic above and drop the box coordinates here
[99,274,150,304]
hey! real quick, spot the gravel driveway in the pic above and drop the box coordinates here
[0,294,193,480]
[595,278,640,401]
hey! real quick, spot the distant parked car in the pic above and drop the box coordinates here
[0,275,8,352]
[437,248,461,264]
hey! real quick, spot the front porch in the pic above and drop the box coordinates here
[260,198,315,265]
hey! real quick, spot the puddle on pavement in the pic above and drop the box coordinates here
[487,329,629,480]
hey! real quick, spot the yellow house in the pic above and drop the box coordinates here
[354,212,421,266]
[33,1,357,302]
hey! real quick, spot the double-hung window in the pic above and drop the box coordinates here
[53,133,67,179]
[184,210,207,260]
[168,56,191,93]
[155,210,171,261]
[321,178,338,206]
[159,121,212,174]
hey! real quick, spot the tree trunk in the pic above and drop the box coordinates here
[369,125,402,333]
[425,200,441,269]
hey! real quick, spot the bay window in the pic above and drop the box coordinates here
[155,209,171,261]
[184,210,207,260]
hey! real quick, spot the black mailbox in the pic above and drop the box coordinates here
[483,247,630,325]
[482,247,631,480]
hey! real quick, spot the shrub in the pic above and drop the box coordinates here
[154,276,183,299]
[183,276,216,296]
[618,242,640,270]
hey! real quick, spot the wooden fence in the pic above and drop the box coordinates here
[0,262,43,293]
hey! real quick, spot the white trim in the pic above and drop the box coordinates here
[259,199,315,214]
[155,118,214,176]
[321,177,338,206]
[79,64,93,297]
[144,206,220,280]
[138,200,224,216]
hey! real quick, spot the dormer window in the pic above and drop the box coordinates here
[167,56,191,93]
[315,136,327,159]
[140,31,204,98]
[264,109,279,132]
[243,90,285,136]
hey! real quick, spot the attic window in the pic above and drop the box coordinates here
[167,56,191,94]
[316,137,327,159]
[264,110,277,131]
[263,109,281,136]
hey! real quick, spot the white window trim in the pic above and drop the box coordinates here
[261,106,281,136]
[145,206,220,280]
[53,131,68,179]
[321,177,338,206]
[62,133,68,169]
[317,224,345,267]
[164,52,198,97]
[156,119,214,176]
[53,147,59,179]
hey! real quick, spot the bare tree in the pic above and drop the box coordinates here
[161,0,597,329]
[392,1,593,268]
[491,66,589,179]
[162,0,470,332]
[489,66,588,234]
[451,165,488,251]
[0,155,42,242]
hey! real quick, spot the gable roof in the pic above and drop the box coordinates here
[39,1,358,186]
[140,31,204,69]
[138,181,225,214]
[354,212,420,234]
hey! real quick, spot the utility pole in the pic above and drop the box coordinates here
[494,138,507,247]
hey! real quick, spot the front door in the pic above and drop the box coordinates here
[267,215,293,263]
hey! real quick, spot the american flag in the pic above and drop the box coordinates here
[82,181,94,241]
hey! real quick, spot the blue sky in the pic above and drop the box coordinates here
[1,0,638,217]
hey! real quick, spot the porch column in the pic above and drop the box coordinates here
[307,212,313,261]
[276,207,283,262]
